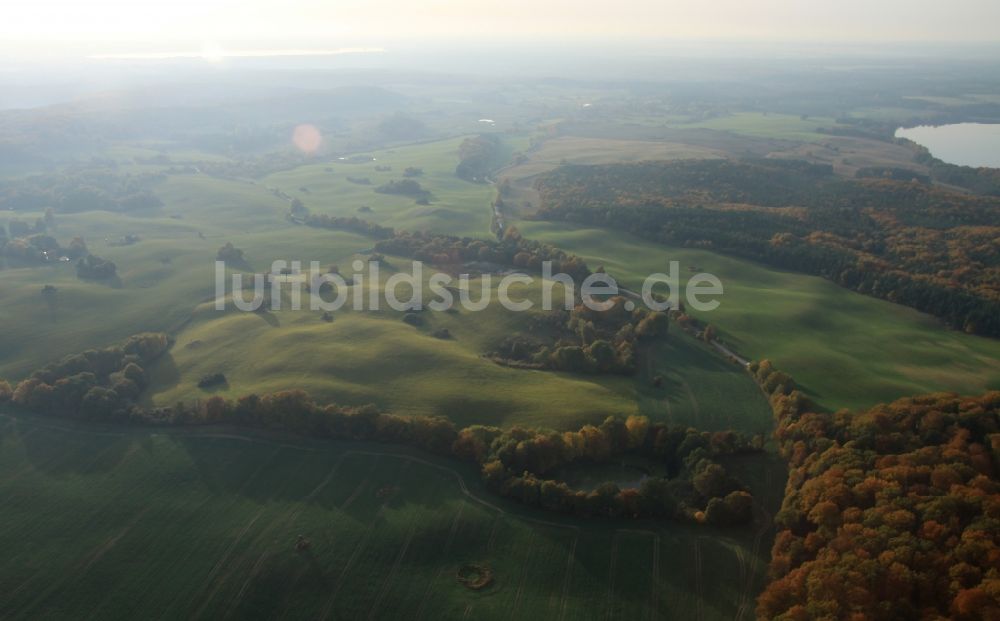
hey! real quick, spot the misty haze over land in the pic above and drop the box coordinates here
[1,2,1000,620]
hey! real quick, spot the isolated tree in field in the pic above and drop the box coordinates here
[289,198,308,217]
[216,242,244,263]
[374,179,428,199]
[76,254,117,280]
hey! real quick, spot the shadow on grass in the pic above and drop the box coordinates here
[142,353,181,407]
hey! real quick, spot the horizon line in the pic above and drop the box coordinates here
[87,47,386,61]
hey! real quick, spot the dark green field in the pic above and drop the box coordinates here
[0,413,783,620]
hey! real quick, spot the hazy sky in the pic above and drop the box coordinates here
[4,0,1000,53]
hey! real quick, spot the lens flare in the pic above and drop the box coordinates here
[292,124,322,154]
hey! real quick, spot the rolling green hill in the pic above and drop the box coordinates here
[519,221,1000,411]
[149,265,771,432]
[6,131,999,423]
[262,136,496,236]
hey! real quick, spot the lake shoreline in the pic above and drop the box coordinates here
[896,122,1000,168]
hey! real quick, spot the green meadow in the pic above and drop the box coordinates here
[5,132,1000,423]
[518,221,1000,412]
[0,201,373,380]
[1,136,772,432]
[150,261,772,432]
[262,136,496,236]
[673,112,834,142]
[0,413,782,621]
[0,212,772,432]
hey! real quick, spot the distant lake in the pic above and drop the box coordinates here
[895,123,1000,168]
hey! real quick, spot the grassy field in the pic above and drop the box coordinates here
[764,134,928,177]
[0,199,374,380]
[0,413,783,621]
[0,153,476,379]
[0,176,770,432]
[149,261,772,432]
[0,134,771,433]
[5,129,997,422]
[497,136,723,181]
[262,136,496,236]
[673,112,835,142]
[518,221,1000,412]
[638,336,774,432]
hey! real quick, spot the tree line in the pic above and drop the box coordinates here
[293,206,592,285]
[75,253,118,280]
[464,415,761,524]
[299,216,668,377]
[0,224,117,283]
[5,333,169,420]
[0,333,761,527]
[300,213,395,239]
[0,168,163,214]
[373,179,431,201]
[374,225,591,283]
[1,229,88,266]
[534,158,1000,337]
[750,360,1000,619]
[489,295,670,376]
